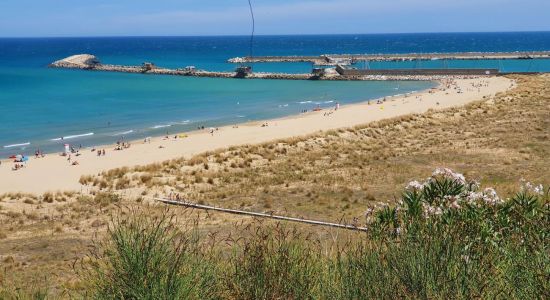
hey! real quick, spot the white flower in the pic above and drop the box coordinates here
[466,191,483,203]
[406,180,424,191]
[482,188,502,205]
[422,203,443,217]
[519,179,544,195]
[533,184,544,195]
[431,168,466,184]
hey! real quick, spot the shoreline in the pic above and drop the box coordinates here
[1,81,438,159]
[0,76,513,195]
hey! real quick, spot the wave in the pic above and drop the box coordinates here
[112,130,134,136]
[236,115,246,118]
[50,132,94,141]
[151,124,172,129]
[324,100,334,104]
[298,100,312,104]
[4,142,30,148]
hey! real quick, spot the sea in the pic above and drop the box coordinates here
[1,32,550,157]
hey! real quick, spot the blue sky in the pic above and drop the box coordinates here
[1,0,549,37]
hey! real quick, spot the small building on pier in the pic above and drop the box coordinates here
[142,62,156,71]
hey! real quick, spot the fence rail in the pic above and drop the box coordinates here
[154,197,368,232]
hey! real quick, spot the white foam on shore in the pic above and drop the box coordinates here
[50,132,94,141]
[3,142,30,148]
[151,124,172,129]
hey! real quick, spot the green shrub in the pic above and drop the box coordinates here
[81,169,548,299]
[82,208,218,299]
[226,225,322,299]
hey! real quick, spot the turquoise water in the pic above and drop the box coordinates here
[0,66,433,156]
[2,33,550,157]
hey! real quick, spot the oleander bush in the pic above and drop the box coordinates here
[83,169,549,299]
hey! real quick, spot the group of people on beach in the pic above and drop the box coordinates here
[115,140,131,151]
[302,101,340,115]
[12,162,25,171]
[34,149,45,158]
[95,149,106,156]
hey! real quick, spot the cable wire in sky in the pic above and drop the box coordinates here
[248,0,255,59]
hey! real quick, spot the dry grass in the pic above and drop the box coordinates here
[0,74,549,297]
[83,74,550,221]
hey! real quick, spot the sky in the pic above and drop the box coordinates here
[1,0,549,37]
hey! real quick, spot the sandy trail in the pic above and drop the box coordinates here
[0,76,513,194]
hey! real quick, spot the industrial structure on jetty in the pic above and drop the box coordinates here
[50,51,550,81]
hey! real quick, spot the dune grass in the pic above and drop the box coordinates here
[80,169,549,299]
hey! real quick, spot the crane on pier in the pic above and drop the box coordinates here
[235,0,255,77]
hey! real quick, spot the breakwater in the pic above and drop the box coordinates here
[335,65,500,76]
[50,54,318,80]
[229,51,550,65]
[50,54,508,81]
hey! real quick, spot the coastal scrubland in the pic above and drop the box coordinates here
[0,74,548,298]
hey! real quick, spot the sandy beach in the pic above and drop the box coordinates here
[0,76,513,195]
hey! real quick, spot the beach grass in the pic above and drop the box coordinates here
[75,171,549,299]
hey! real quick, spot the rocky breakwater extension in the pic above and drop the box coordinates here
[50,54,494,81]
[50,54,100,69]
[49,54,319,80]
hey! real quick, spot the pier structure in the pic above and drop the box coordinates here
[229,51,550,64]
[50,55,315,80]
[51,53,543,81]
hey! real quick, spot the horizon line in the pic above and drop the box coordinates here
[1,30,550,39]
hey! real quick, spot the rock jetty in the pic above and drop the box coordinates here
[229,51,550,64]
[50,54,100,69]
[50,54,503,81]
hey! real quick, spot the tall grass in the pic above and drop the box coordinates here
[82,208,219,299]
[83,170,549,299]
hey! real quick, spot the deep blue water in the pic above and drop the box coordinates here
[1,32,550,157]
